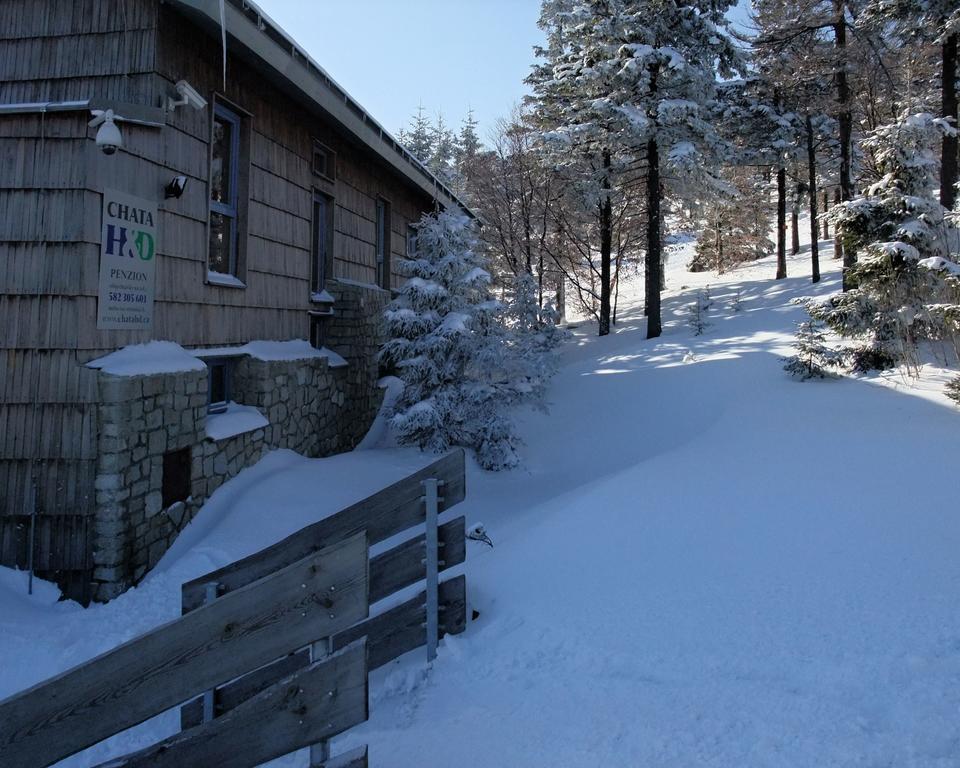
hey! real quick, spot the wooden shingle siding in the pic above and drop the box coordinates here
[0,0,445,600]
[0,0,158,40]
[0,30,156,82]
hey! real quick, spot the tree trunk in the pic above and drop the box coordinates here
[715,218,722,275]
[806,114,821,283]
[791,206,800,255]
[941,32,958,210]
[776,164,787,279]
[834,0,856,289]
[833,188,842,260]
[599,149,612,337]
[646,136,662,339]
[822,191,829,239]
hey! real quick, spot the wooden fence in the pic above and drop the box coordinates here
[0,449,468,768]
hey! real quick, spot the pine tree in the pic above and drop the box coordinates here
[528,0,743,339]
[810,112,959,371]
[690,165,774,274]
[783,320,843,378]
[429,112,456,183]
[859,0,960,208]
[402,104,434,165]
[382,209,560,470]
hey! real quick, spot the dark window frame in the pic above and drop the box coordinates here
[312,139,336,182]
[376,197,391,289]
[209,103,241,276]
[205,356,241,414]
[406,223,417,258]
[311,190,334,296]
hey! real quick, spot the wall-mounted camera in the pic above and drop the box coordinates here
[167,80,208,113]
[88,109,122,155]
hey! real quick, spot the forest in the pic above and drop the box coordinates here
[390,0,959,397]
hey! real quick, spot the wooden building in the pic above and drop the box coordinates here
[0,0,468,601]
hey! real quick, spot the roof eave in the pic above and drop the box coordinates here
[167,0,473,217]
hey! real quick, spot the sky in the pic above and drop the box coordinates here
[259,0,544,143]
[258,1,753,145]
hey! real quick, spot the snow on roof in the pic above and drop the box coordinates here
[86,341,206,377]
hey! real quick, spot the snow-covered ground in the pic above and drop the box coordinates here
[3,230,960,767]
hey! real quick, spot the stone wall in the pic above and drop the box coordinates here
[323,279,390,447]
[94,369,208,599]
[91,280,390,601]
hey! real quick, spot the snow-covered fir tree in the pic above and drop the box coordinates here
[400,104,434,165]
[806,112,960,372]
[783,320,843,379]
[502,272,567,404]
[527,0,743,338]
[381,209,561,470]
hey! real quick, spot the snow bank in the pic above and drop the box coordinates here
[205,403,269,441]
[86,342,206,376]
[10,226,960,767]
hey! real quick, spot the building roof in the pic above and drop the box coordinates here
[168,0,473,216]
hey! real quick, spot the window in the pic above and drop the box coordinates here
[206,357,237,414]
[376,198,391,289]
[161,447,191,508]
[406,224,417,257]
[311,192,333,295]
[209,103,242,277]
[312,140,336,181]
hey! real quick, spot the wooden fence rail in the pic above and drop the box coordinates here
[0,449,469,768]
[0,533,368,768]
[180,449,469,743]
[180,449,467,611]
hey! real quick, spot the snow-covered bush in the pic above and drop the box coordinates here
[381,209,563,470]
[945,375,960,406]
[688,287,713,336]
[782,320,842,379]
[501,272,567,402]
[812,112,960,373]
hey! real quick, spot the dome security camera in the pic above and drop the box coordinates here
[88,109,122,155]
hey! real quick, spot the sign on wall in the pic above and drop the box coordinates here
[97,188,158,330]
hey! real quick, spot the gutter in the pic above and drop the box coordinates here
[0,99,166,128]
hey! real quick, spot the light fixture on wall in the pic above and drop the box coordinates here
[164,175,188,199]
[166,80,208,112]
[88,109,122,155]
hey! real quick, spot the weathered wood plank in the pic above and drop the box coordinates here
[369,515,465,604]
[0,533,368,768]
[179,648,311,730]
[180,450,466,612]
[97,641,368,768]
[321,745,369,768]
[180,575,466,729]
[333,575,466,671]
[179,517,464,727]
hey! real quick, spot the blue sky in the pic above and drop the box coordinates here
[260,0,544,143]
[259,1,752,144]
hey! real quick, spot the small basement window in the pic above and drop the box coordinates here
[162,447,191,508]
[206,357,239,414]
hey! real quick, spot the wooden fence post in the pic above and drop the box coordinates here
[423,478,441,664]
